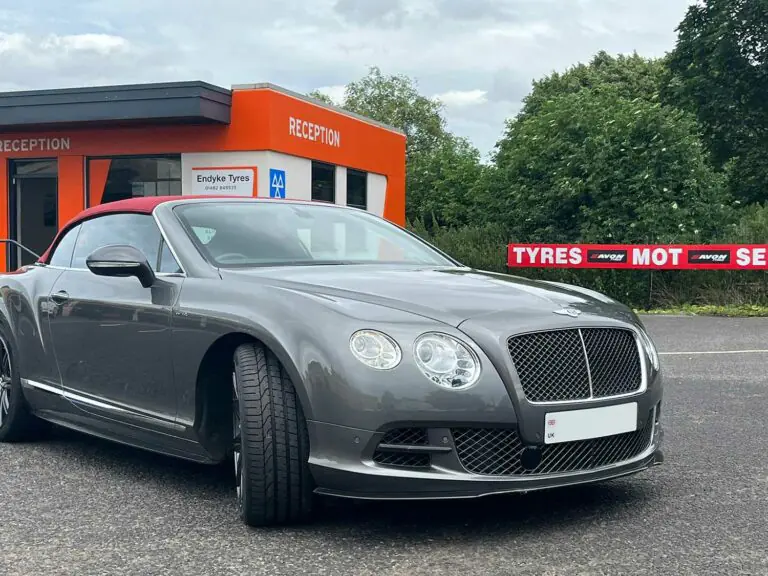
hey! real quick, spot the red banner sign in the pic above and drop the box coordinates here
[507,244,768,270]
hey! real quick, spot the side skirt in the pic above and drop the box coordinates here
[21,379,223,465]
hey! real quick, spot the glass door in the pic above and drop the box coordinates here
[9,159,58,269]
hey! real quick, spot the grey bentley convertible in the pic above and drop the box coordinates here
[0,195,664,526]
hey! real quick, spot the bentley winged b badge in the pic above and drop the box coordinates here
[553,307,582,318]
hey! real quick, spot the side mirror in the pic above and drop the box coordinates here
[85,245,156,288]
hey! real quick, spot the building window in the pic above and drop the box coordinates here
[88,155,182,206]
[311,161,335,203]
[347,169,367,210]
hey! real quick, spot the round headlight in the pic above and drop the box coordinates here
[349,330,402,370]
[413,332,481,390]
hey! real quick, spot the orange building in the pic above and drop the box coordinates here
[0,81,407,271]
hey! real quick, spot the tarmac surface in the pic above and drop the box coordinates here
[1,315,767,575]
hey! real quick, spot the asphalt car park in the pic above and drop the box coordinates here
[1,314,767,576]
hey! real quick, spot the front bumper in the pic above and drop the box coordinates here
[306,400,664,501]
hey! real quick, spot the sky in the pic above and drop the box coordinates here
[0,0,696,159]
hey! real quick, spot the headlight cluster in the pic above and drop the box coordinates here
[349,329,481,390]
[638,329,660,371]
[349,330,402,370]
[414,333,481,389]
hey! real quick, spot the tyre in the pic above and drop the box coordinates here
[0,329,48,442]
[232,342,314,526]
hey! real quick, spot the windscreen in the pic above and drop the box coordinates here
[173,201,456,268]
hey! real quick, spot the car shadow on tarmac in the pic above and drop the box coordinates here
[311,481,655,540]
[42,424,656,539]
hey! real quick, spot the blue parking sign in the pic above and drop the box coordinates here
[269,169,286,198]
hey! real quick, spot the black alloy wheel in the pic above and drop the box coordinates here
[0,337,11,430]
[0,331,47,442]
[232,369,244,516]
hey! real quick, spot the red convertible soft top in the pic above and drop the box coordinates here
[37,195,243,264]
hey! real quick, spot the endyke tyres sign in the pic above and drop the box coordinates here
[507,244,768,270]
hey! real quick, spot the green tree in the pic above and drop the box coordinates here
[666,0,768,204]
[488,85,733,244]
[406,132,486,227]
[519,51,668,121]
[309,67,485,228]
[341,66,447,159]
[306,91,336,106]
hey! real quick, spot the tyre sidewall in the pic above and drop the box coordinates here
[232,342,314,527]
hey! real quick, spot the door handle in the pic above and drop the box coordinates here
[50,291,69,304]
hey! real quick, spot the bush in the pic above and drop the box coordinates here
[411,204,768,310]
[485,85,733,246]
[409,217,509,273]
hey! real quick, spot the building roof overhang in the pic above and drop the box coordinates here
[0,81,232,132]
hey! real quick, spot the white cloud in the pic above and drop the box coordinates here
[0,0,696,156]
[40,33,129,54]
[314,85,347,104]
[435,89,488,107]
[0,32,135,90]
[481,22,555,40]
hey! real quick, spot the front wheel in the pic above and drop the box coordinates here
[232,342,314,526]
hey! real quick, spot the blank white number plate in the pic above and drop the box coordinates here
[544,402,637,444]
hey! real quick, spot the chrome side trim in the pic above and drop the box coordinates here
[65,389,130,413]
[87,261,140,268]
[22,378,129,413]
[20,379,59,395]
[41,263,182,278]
[22,378,181,422]
[22,378,188,432]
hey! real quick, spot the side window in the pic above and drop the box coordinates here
[71,213,163,270]
[158,240,182,274]
[48,224,81,268]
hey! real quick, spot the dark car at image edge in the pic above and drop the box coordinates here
[0,195,664,526]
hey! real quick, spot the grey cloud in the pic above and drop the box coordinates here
[487,68,533,103]
[442,99,521,155]
[433,0,575,23]
[0,30,189,92]
[333,0,406,27]
[434,0,515,21]
[0,0,695,156]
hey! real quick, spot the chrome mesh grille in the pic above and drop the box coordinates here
[452,413,654,476]
[582,329,642,398]
[507,329,591,402]
[507,328,642,403]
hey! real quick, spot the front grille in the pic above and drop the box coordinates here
[507,328,643,403]
[452,412,654,477]
[372,427,431,469]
